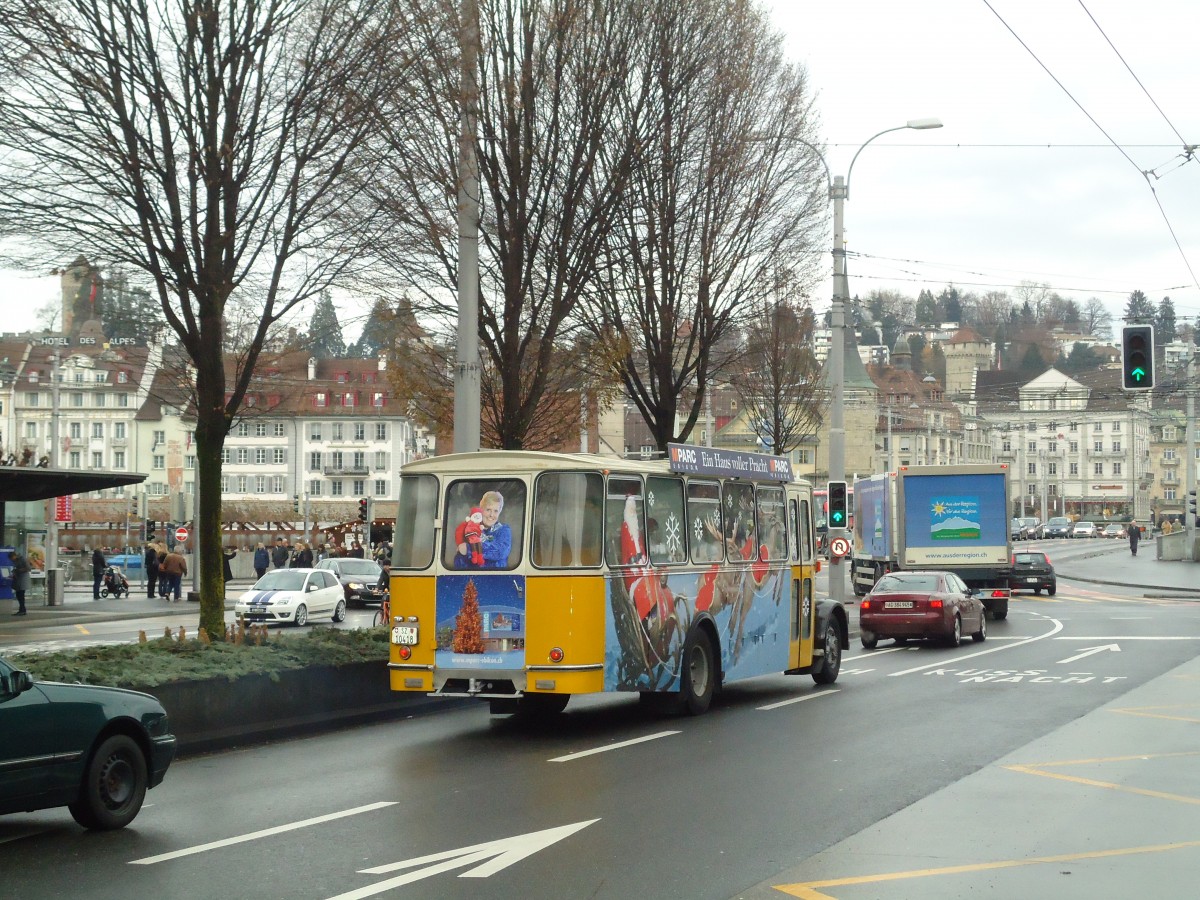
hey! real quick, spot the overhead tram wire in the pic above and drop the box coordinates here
[980,0,1200,294]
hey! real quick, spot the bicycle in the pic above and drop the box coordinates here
[371,590,391,629]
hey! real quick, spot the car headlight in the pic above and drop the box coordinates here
[347,582,362,590]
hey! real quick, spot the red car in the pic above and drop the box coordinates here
[859,570,987,649]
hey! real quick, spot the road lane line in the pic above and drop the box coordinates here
[888,617,1064,677]
[1054,635,1200,640]
[74,624,90,634]
[128,801,397,865]
[548,731,679,762]
[758,689,840,711]
[845,645,912,661]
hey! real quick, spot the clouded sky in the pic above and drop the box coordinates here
[762,0,1200,332]
[3,0,1197,336]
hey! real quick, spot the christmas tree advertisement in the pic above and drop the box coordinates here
[435,574,526,670]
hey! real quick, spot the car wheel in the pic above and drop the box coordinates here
[68,734,148,830]
[947,615,962,647]
[972,611,987,642]
[812,619,843,685]
[332,599,347,623]
[293,604,308,627]
[678,629,717,715]
[1047,583,1057,596]
[860,628,878,650]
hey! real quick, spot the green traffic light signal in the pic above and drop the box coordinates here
[827,480,848,529]
[1121,324,1154,390]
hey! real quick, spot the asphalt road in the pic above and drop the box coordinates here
[3,547,1199,899]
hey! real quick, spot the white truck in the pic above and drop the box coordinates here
[851,464,1013,619]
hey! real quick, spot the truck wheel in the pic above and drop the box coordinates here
[812,620,843,685]
[860,629,878,650]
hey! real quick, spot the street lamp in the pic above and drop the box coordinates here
[817,118,942,608]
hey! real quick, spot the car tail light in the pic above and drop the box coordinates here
[860,599,871,610]
[398,645,412,660]
[929,598,943,609]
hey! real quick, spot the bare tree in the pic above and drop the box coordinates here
[972,290,1012,332]
[360,0,648,449]
[1081,297,1113,338]
[591,0,827,452]
[730,282,822,455]
[0,0,411,638]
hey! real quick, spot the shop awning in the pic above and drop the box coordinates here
[0,467,146,503]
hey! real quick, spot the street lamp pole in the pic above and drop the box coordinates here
[826,118,942,609]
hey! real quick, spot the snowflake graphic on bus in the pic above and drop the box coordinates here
[435,574,525,670]
[929,497,981,540]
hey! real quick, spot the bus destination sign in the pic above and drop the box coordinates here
[667,443,792,482]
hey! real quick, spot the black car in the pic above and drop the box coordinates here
[314,557,384,607]
[1010,518,1028,541]
[0,656,176,829]
[1044,517,1072,539]
[1010,550,1056,595]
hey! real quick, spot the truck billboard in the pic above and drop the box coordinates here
[897,468,1010,568]
[853,474,893,561]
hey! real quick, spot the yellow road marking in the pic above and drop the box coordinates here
[74,624,90,634]
[774,839,1200,899]
[1004,764,1200,805]
[1111,705,1200,724]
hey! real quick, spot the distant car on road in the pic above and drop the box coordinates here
[234,568,348,626]
[1071,521,1098,538]
[1102,523,1126,539]
[1044,516,1072,539]
[1010,550,1056,595]
[859,570,986,649]
[1019,517,1043,539]
[314,557,383,607]
[1010,518,1028,541]
[0,656,176,830]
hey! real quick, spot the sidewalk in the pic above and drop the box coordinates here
[1050,541,1200,597]
[2,580,256,630]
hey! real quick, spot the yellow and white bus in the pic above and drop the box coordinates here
[386,443,847,715]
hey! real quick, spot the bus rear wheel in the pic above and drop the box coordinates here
[675,629,716,716]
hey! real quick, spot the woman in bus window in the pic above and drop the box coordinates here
[456,490,512,569]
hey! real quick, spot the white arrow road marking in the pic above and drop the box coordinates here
[327,819,600,900]
[129,802,397,865]
[889,617,1064,677]
[1058,643,1121,665]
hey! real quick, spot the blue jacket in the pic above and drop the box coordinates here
[254,547,270,569]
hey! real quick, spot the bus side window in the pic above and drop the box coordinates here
[724,482,757,561]
[646,476,687,565]
[788,498,800,562]
[756,485,787,560]
[687,481,723,564]
[799,499,814,563]
[532,472,603,568]
[606,477,645,567]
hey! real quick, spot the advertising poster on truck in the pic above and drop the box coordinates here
[854,475,891,560]
[899,471,1010,568]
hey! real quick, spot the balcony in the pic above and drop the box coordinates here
[323,465,369,477]
[1160,456,1179,466]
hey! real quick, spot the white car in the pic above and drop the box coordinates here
[234,568,347,626]
[1071,521,1098,538]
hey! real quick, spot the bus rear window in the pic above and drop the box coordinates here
[394,474,438,569]
[443,479,526,570]
[532,472,603,567]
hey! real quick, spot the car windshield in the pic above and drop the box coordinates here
[1048,518,1069,526]
[333,560,379,577]
[874,574,940,592]
[252,571,307,591]
[1076,522,1094,529]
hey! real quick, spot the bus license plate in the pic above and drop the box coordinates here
[884,601,913,609]
[392,624,418,645]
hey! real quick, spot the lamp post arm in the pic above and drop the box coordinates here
[845,125,910,201]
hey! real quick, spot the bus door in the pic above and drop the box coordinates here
[789,491,816,669]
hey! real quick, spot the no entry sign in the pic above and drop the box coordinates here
[174,526,189,543]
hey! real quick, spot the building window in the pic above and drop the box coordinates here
[185,455,196,469]
[221,448,232,464]
[24,391,39,407]
[1027,441,1036,453]
[237,475,247,493]
[70,422,82,439]
[114,451,125,469]
[92,451,103,468]
[274,448,286,465]
[330,450,344,469]
[271,475,284,493]
[114,422,126,439]
[117,371,128,383]
[1001,440,1011,453]
[1070,463,1079,476]
[153,455,165,469]
[74,372,85,383]
[222,476,231,492]
[1048,462,1057,475]
[118,393,129,407]
[92,423,104,439]
[374,479,387,496]
[343,392,356,407]
[1112,421,1121,432]
[372,392,385,407]
[70,392,83,407]
[352,479,365,495]
[1113,462,1122,475]
[1027,462,1036,476]
[310,423,322,440]
[25,422,36,439]
[1093,441,1103,453]
[352,451,365,469]
[94,393,106,407]
[70,451,81,467]
[1163,426,1177,441]
[374,451,388,470]
[354,423,365,441]
[375,423,387,441]
[1165,488,1177,501]
[331,480,343,497]
[255,476,266,494]
[1112,442,1121,453]
[1094,462,1103,475]
[255,422,267,437]
[1165,448,1177,460]
[255,448,267,465]
[237,422,249,437]
[273,422,285,437]
[332,423,343,441]
[1048,441,1057,452]
[153,429,165,445]
[314,392,328,407]
[237,448,249,464]
[1070,441,1078,453]
[309,480,322,497]
[309,451,322,471]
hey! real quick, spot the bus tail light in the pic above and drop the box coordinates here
[815,559,822,574]
[397,645,412,660]
[548,647,565,663]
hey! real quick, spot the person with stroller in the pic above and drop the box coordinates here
[91,548,106,600]
[102,565,130,598]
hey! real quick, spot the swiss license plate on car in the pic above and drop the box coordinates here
[1027,577,1039,583]
[883,601,913,609]
[392,624,418,645]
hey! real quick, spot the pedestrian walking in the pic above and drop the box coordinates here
[222,546,238,585]
[1128,521,1141,556]
[144,543,160,598]
[91,548,106,600]
[10,549,31,616]
[290,542,313,568]
[159,549,188,601]
[253,542,269,579]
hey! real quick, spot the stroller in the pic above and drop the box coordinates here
[100,565,130,598]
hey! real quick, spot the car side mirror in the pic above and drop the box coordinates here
[3,670,34,695]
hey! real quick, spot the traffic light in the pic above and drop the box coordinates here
[1189,490,1197,527]
[358,497,369,523]
[1120,324,1154,390]
[827,480,848,529]
[144,519,156,541]
[292,495,300,515]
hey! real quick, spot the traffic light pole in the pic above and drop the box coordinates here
[1187,354,1196,560]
